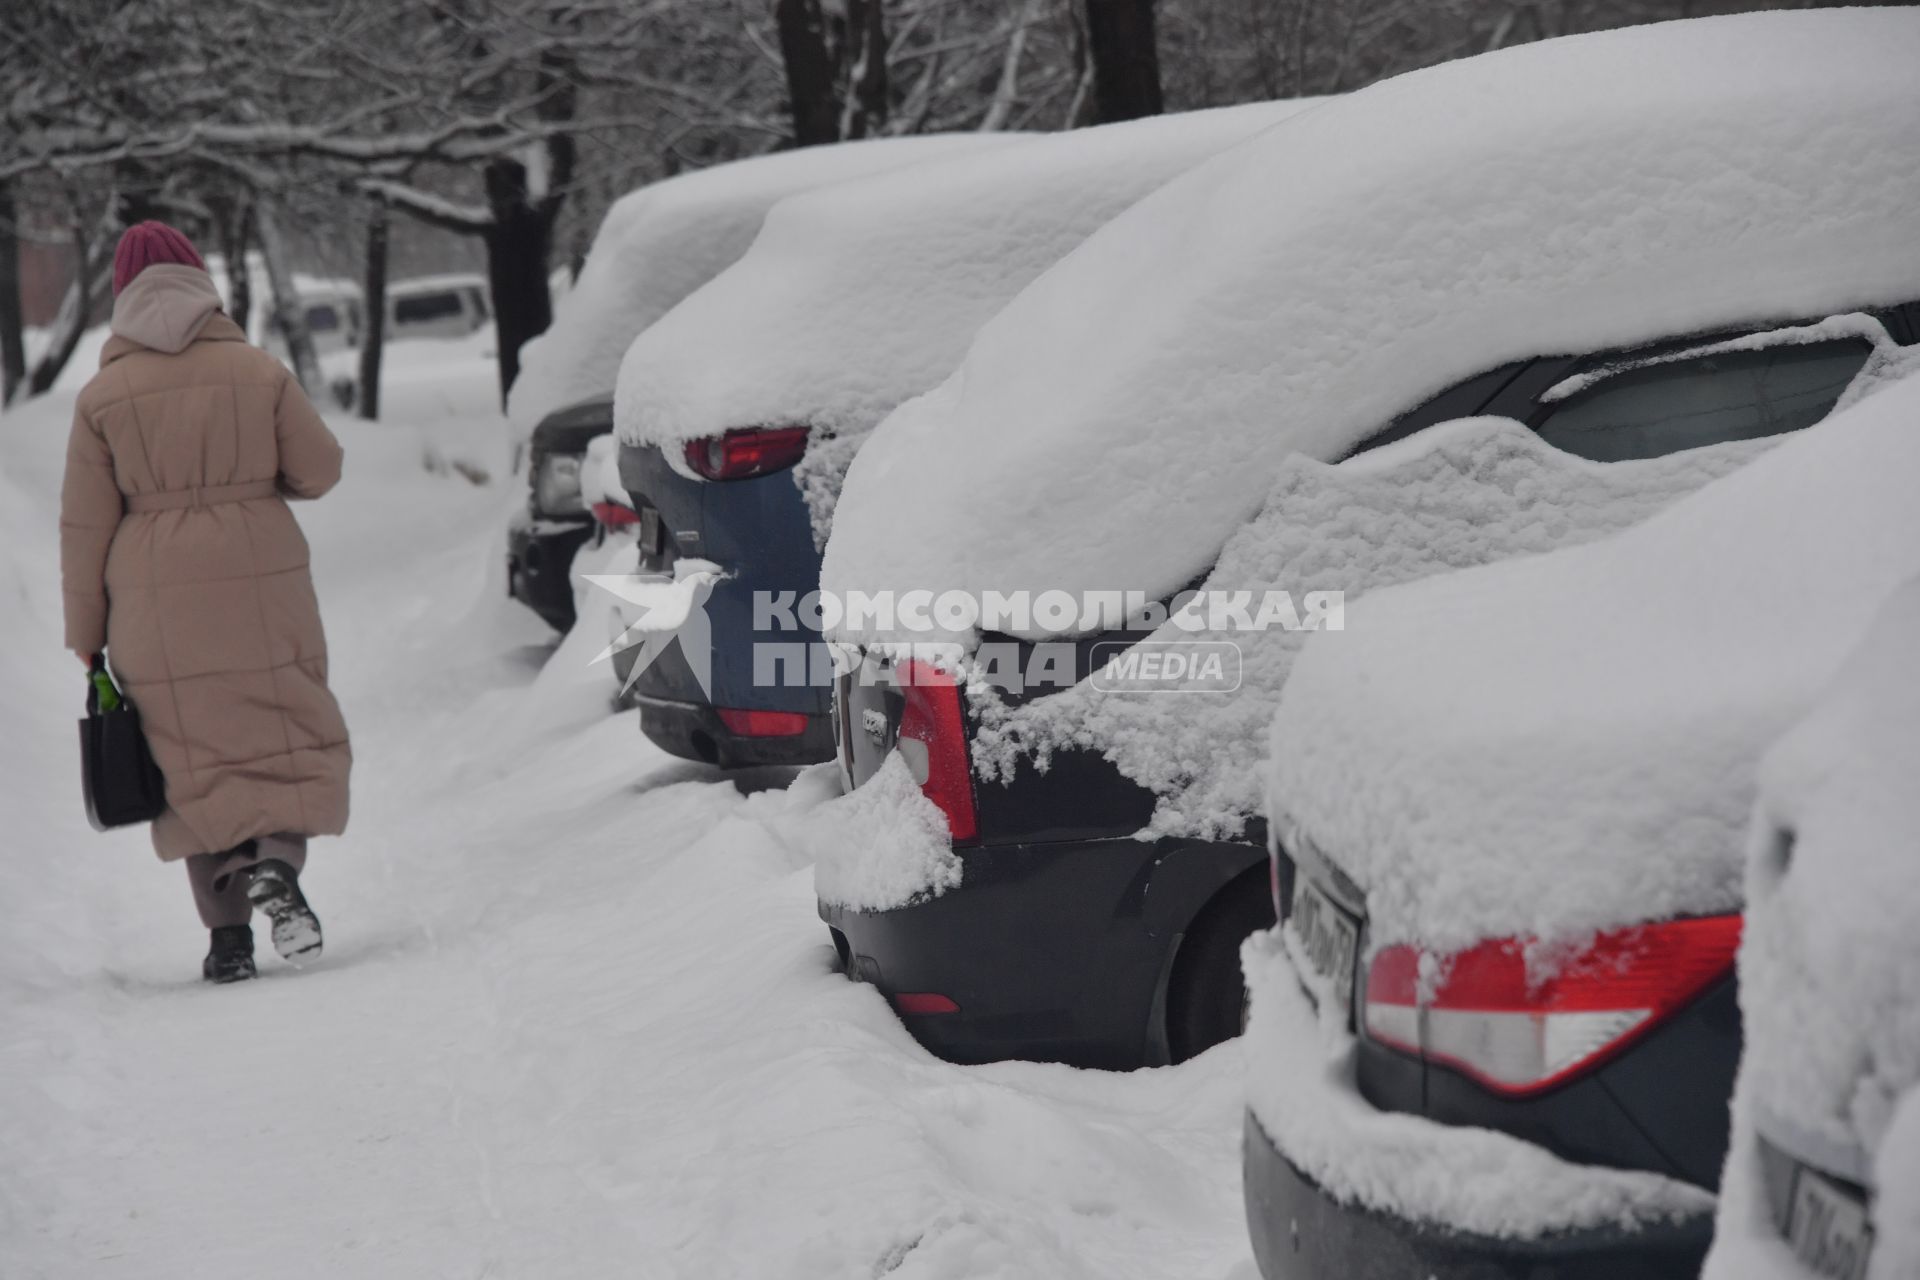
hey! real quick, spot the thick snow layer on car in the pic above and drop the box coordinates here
[506,134,1005,453]
[613,103,1316,535]
[971,418,1778,840]
[1266,371,1920,957]
[822,8,1920,642]
[1242,930,1712,1235]
[1705,576,1920,1279]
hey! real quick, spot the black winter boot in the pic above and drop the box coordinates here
[203,925,257,983]
[245,859,323,963]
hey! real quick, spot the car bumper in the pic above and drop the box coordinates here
[818,836,1188,1070]
[1240,934,1716,1280]
[507,513,595,631]
[1243,1113,1714,1280]
[635,693,834,769]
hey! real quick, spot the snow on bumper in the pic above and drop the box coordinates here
[1241,928,1713,1240]
[804,753,959,912]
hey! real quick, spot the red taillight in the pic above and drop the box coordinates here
[892,992,960,1016]
[716,707,809,738]
[590,500,639,528]
[683,426,810,481]
[896,659,977,845]
[1363,914,1742,1097]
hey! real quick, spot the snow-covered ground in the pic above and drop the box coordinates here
[0,341,1255,1280]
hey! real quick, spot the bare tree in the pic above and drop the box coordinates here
[252,200,323,393]
[0,183,25,405]
[357,193,389,421]
[3,0,1830,411]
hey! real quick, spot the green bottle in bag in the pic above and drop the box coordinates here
[89,662,123,713]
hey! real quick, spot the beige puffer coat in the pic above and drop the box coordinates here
[60,264,351,860]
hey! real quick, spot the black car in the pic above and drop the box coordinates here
[822,301,1920,1075]
[1245,306,1920,1279]
[508,395,612,632]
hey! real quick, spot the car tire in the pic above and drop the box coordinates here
[1166,871,1277,1063]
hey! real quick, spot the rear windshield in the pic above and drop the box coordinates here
[1534,338,1871,463]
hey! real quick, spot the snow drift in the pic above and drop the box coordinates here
[506,133,1011,452]
[1265,370,1920,955]
[823,8,1920,641]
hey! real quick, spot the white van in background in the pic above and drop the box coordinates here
[386,274,491,341]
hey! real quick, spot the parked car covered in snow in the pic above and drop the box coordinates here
[385,273,490,342]
[502,134,1005,634]
[295,279,364,355]
[510,396,613,631]
[260,274,363,361]
[1247,357,1920,1273]
[1703,570,1920,1280]
[613,105,1314,770]
[814,7,1920,1076]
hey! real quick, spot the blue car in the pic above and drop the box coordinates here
[615,428,835,769]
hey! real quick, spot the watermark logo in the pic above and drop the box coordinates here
[751,587,1342,638]
[582,580,1339,698]
[1089,641,1242,694]
[585,564,721,701]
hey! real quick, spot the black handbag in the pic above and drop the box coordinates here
[78,659,167,831]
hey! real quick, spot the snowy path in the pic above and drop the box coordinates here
[0,386,1255,1280]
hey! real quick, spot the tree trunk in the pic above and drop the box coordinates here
[219,200,254,340]
[357,194,389,421]
[0,182,25,407]
[253,202,324,393]
[776,0,842,146]
[482,153,559,406]
[1084,0,1163,123]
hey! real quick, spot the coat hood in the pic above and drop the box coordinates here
[106,264,232,360]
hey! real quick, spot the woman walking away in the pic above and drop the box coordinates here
[60,221,352,984]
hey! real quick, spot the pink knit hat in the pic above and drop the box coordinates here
[112,221,208,296]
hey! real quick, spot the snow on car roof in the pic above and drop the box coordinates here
[290,273,361,301]
[506,133,1012,449]
[612,101,1316,468]
[821,8,1920,641]
[1265,371,1920,956]
[387,273,487,297]
[1705,576,1920,1279]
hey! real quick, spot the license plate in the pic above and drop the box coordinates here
[1789,1169,1873,1280]
[639,506,663,558]
[1291,879,1360,1018]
